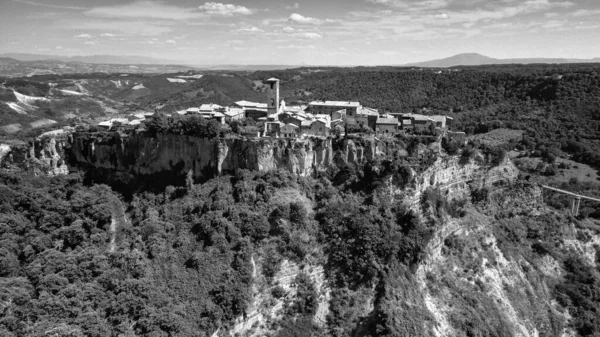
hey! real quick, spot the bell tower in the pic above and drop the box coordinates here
[265,78,280,115]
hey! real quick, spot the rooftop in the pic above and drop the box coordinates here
[403,113,432,122]
[314,114,332,120]
[428,115,451,122]
[224,109,244,117]
[357,106,379,116]
[376,117,399,124]
[199,103,223,111]
[309,100,361,107]
[235,100,268,108]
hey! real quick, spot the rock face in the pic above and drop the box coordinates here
[408,182,585,337]
[0,136,68,176]
[229,258,334,336]
[397,154,519,211]
[64,132,410,188]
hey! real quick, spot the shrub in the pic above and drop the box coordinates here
[555,256,600,336]
[289,201,308,225]
[472,187,490,203]
[442,137,460,155]
[421,187,447,217]
[271,285,287,299]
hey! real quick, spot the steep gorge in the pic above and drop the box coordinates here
[1,132,598,337]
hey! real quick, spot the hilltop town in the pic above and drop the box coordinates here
[93,77,456,139]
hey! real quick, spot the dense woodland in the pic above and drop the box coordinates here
[2,148,600,336]
[0,165,430,336]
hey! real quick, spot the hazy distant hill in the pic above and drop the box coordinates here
[0,57,195,77]
[199,64,302,71]
[408,53,600,67]
[0,53,178,65]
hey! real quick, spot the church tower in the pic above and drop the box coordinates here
[265,78,280,116]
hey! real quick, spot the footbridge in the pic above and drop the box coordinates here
[540,184,600,216]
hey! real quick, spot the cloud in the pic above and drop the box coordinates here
[234,26,264,33]
[367,0,450,11]
[84,41,96,45]
[294,32,322,39]
[60,19,174,36]
[433,13,448,19]
[283,26,295,33]
[289,13,323,25]
[85,1,206,20]
[10,0,85,10]
[198,2,253,16]
[166,39,176,44]
[74,34,92,38]
[285,3,300,10]
[569,9,600,17]
[421,0,574,25]
[541,20,566,29]
[277,44,315,49]
[100,33,115,37]
[367,0,572,18]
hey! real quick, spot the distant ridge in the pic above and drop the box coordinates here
[0,53,179,65]
[198,64,301,71]
[0,53,303,70]
[407,53,600,67]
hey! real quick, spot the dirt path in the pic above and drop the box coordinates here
[108,197,128,252]
[109,218,116,252]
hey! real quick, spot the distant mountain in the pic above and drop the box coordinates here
[407,53,600,67]
[0,57,20,64]
[0,53,178,65]
[407,53,497,67]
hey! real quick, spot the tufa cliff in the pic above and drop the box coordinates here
[0,136,68,176]
[1,131,415,189]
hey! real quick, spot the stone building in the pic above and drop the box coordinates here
[223,108,244,123]
[281,123,299,138]
[234,100,268,120]
[375,117,399,135]
[400,113,453,130]
[308,101,361,116]
[309,119,330,136]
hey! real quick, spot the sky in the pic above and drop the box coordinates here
[1,0,599,65]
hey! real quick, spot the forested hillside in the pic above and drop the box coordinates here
[0,161,432,336]
[2,147,600,336]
